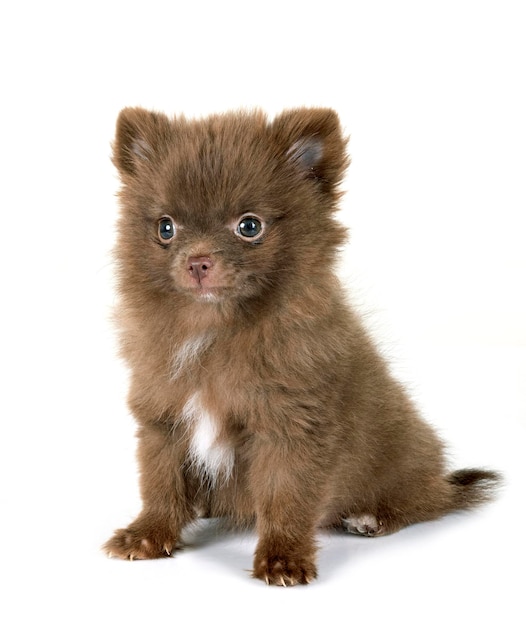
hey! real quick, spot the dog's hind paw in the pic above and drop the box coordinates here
[343,514,384,537]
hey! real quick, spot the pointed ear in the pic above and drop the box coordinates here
[112,107,171,176]
[271,108,349,192]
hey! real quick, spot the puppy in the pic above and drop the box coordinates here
[104,107,499,585]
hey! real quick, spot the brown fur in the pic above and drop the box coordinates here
[103,107,500,585]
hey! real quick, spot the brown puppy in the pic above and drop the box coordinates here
[104,107,500,585]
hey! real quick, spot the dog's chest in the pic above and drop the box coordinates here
[181,391,234,485]
[172,333,237,484]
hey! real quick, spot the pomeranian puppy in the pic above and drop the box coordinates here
[104,107,499,585]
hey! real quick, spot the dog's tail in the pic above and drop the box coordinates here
[447,468,503,511]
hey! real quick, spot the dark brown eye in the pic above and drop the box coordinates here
[158,216,176,241]
[236,215,264,241]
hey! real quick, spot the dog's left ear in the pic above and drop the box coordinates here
[271,108,349,192]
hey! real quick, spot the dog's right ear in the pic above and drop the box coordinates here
[112,107,171,176]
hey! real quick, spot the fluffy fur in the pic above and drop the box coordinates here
[103,106,500,585]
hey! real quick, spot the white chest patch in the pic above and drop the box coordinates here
[181,392,234,485]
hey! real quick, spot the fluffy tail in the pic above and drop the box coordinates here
[447,468,503,511]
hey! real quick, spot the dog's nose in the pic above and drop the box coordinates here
[187,256,214,282]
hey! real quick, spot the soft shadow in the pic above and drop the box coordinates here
[179,519,395,584]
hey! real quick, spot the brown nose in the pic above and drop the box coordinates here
[187,256,213,283]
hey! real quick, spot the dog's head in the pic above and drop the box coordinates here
[113,107,349,307]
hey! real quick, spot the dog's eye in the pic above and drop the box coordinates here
[236,215,264,241]
[158,216,176,241]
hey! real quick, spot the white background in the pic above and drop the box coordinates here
[1,1,525,624]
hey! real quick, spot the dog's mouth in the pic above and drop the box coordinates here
[188,285,230,303]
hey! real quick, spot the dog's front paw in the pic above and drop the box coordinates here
[252,552,317,586]
[104,520,177,560]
